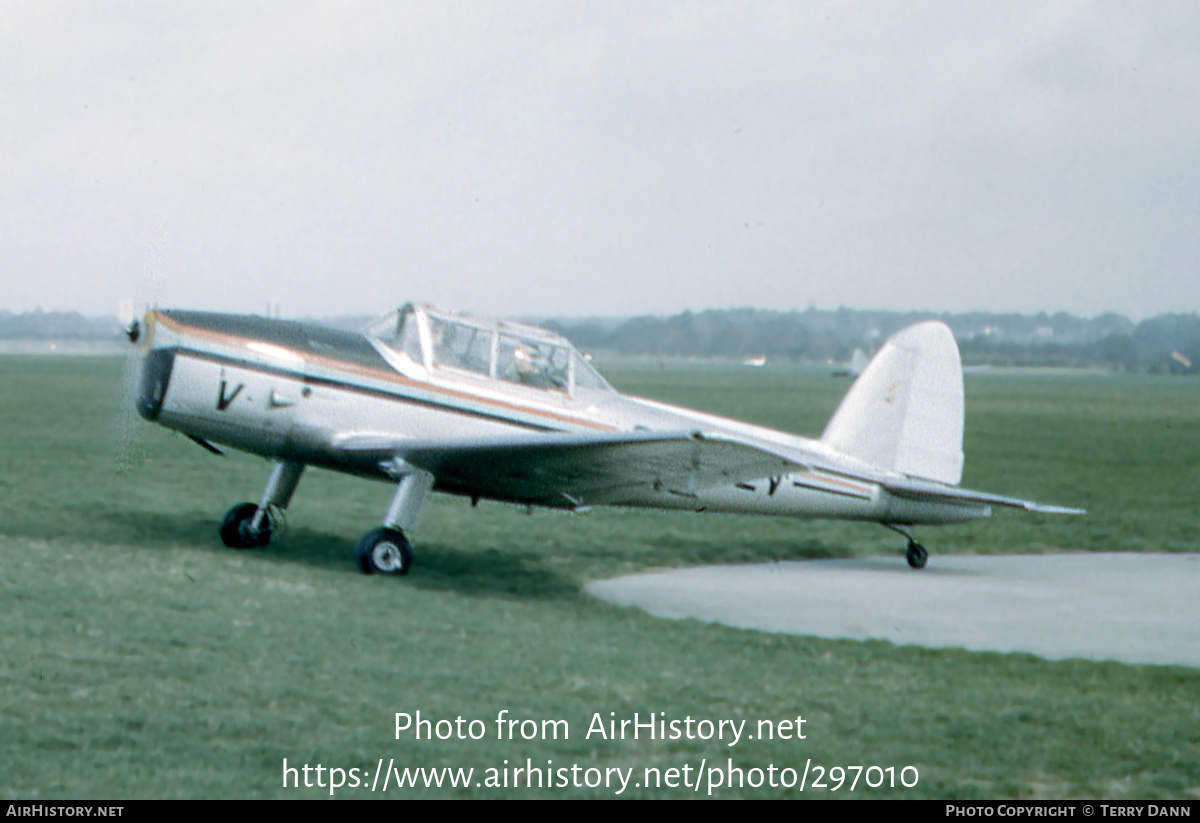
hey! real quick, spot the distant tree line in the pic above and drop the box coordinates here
[544,308,1200,375]
[3,306,1198,374]
[0,309,123,340]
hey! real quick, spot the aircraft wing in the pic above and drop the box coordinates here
[335,429,1084,516]
[334,429,801,508]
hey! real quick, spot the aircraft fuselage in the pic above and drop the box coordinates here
[137,309,989,528]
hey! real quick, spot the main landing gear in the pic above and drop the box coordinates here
[884,523,929,570]
[356,528,413,575]
[220,461,304,549]
[219,458,434,578]
[220,502,279,548]
[357,461,433,576]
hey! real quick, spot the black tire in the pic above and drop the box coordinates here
[220,502,272,549]
[356,527,413,576]
[906,541,928,570]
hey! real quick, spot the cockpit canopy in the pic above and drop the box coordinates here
[366,304,613,398]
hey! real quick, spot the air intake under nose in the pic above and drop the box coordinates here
[137,347,176,422]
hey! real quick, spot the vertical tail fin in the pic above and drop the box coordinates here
[820,321,964,485]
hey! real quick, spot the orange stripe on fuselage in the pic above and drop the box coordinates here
[152,311,616,432]
[805,472,875,495]
[814,474,871,491]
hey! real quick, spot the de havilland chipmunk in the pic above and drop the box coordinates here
[124,303,1084,576]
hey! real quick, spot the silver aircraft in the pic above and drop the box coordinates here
[126,303,1083,575]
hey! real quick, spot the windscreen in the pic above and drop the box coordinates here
[366,307,424,368]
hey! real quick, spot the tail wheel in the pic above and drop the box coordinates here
[356,527,413,576]
[906,541,928,569]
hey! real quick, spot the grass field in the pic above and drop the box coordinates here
[1,356,1197,799]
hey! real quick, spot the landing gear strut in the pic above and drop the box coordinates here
[220,461,304,549]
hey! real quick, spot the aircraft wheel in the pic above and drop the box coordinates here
[906,541,928,570]
[356,527,413,576]
[219,502,273,549]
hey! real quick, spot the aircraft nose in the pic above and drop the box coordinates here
[136,347,175,422]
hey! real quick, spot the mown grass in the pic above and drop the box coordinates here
[0,356,1197,799]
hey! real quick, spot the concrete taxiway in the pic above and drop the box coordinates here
[586,553,1200,667]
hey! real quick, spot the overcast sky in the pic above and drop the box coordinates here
[1,1,1197,321]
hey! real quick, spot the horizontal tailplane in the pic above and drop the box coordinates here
[820,321,964,485]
